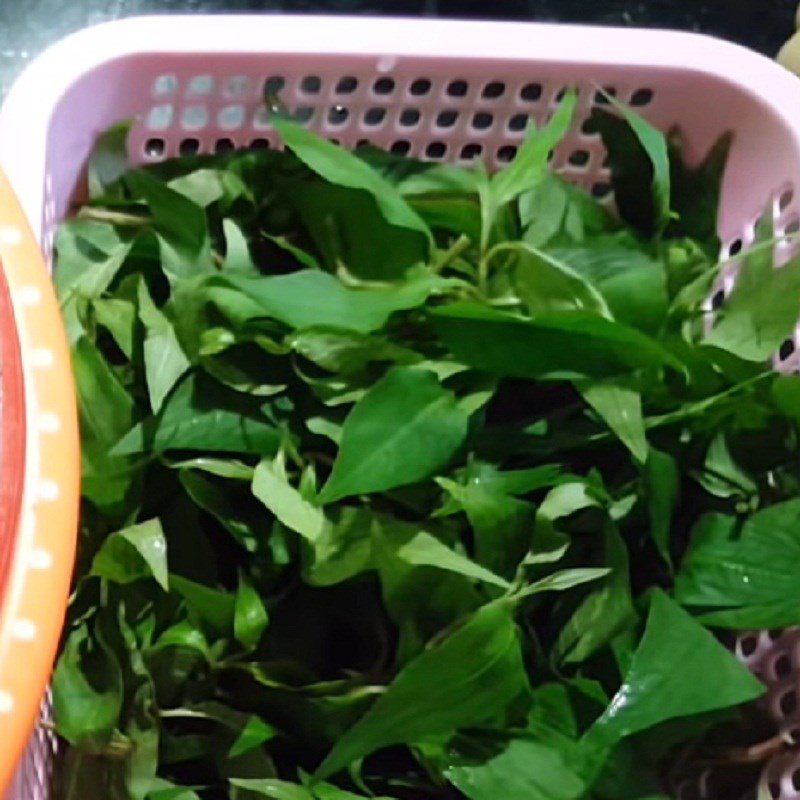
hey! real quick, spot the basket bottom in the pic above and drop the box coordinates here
[5,693,55,800]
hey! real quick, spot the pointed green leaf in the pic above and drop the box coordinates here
[315,600,528,778]
[91,519,169,590]
[319,368,470,503]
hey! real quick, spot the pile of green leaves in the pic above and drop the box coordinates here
[52,92,800,800]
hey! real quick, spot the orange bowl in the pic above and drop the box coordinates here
[0,167,78,794]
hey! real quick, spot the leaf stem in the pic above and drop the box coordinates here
[77,207,149,227]
[433,234,471,273]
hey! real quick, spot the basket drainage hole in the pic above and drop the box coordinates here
[390,140,411,155]
[591,182,612,199]
[400,108,420,127]
[215,138,235,154]
[264,75,285,96]
[335,76,358,94]
[409,77,432,96]
[780,339,796,361]
[710,289,726,310]
[482,80,505,99]
[774,652,793,677]
[436,110,459,128]
[460,143,482,160]
[472,112,493,130]
[786,218,800,235]
[520,82,542,102]
[594,86,616,104]
[768,781,781,800]
[249,138,270,151]
[364,108,386,126]
[497,145,517,163]
[145,138,165,158]
[581,117,599,136]
[780,188,795,211]
[780,688,798,716]
[729,238,744,256]
[740,635,758,656]
[509,113,529,132]
[179,138,200,156]
[328,106,349,125]
[569,149,590,167]
[793,769,800,791]
[426,141,447,159]
[373,77,395,95]
[446,79,468,97]
[301,75,322,94]
[630,87,654,106]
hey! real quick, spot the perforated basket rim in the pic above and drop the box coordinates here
[1,14,800,240]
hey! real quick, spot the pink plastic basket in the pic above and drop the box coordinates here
[3,14,800,799]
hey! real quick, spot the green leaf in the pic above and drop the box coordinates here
[642,449,679,568]
[548,241,668,333]
[261,231,319,269]
[675,499,800,625]
[274,117,432,246]
[138,279,191,412]
[387,528,511,590]
[310,510,512,590]
[504,241,610,316]
[56,219,134,301]
[578,379,648,464]
[93,297,137,359]
[520,173,614,248]
[223,219,257,273]
[252,456,326,541]
[592,104,670,237]
[125,170,214,279]
[432,303,680,381]
[289,180,429,281]
[586,590,763,746]
[695,432,757,499]
[234,575,269,649]
[667,131,732,254]
[514,568,611,600]
[148,780,203,800]
[446,738,585,800]
[436,476,536,579]
[125,683,160,800]
[179,469,262,550]
[705,222,800,361]
[53,623,123,747]
[231,779,312,800]
[113,373,281,456]
[319,368,470,503]
[168,168,248,208]
[169,575,235,638]
[88,121,131,197]
[220,269,450,334]
[555,524,635,664]
[91,518,169,590]
[72,335,141,514]
[315,600,528,778]
[289,328,419,375]
[229,716,278,759]
[491,90,577,210]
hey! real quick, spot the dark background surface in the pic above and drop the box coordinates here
[0,0,796,96]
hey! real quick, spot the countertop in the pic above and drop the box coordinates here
[0,0,796,97]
